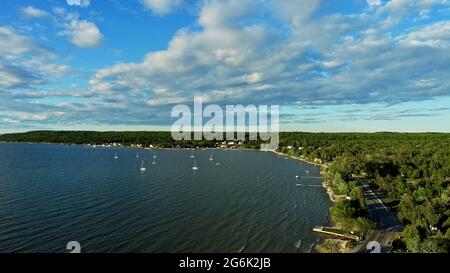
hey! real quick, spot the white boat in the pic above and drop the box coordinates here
[192,160,199,170]
[152,159,156,165]
[140,160,146,172]
[215,162,221,166]
[295,239,302,249]
[295,175,299,178]
[305,170,310,174]
[114,153,118,159]
[136,153,140,158]
[153,151,157,158]
[209,152,214,161]
[189,151,195,158]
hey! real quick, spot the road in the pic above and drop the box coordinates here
[351,182,402,253]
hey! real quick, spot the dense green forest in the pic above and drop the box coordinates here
[278,132,450,253]
[1,131,449,252]
[0,131,262,148]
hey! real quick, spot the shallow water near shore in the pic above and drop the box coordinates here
[0,143,331,253]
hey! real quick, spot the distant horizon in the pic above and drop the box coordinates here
[3,129,450,135]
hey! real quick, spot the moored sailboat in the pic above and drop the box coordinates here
[192,160,199,170]
[140,160,146,172]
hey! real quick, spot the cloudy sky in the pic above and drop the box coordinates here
[1,0,450,133]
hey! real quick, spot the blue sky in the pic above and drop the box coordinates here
[1,0,450,133]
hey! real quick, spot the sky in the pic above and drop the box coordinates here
[0,0,450,133]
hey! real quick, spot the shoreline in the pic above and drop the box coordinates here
[270,150,339,203]
[271,150,355,253]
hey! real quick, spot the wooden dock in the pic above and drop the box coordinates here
[312,226,360,241]
[296,184,323,188]
[296,176,323,187]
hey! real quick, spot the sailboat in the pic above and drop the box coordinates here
[140,160,146,172]
[192,160,199,170]
[296,176,302,186]
[209,152,214,161]
[153,151,157,158]
[189,150,195,158]
[152,158,156,165]
[114,153,118,159]
[136,153,140,158]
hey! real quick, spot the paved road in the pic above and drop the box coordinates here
[351,182,402,253]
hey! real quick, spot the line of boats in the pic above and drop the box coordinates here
[113,151,158,172]
[113,151,218,172]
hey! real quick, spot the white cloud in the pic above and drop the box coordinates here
[0,27,71,89]
[86,0,450,113]
[270,0,320,26]
[367,0,383,6]
[20,6,49,19]
[22,60,72,77]
[140,0,183,15]
[243,72,262,84]
[199,0,255,29]
[376,0,447,28]
[51,5,103,48]
[0,64,33,89]
[322,60,343,69]
[0,26,33,59]
[67,0,91,8]
[61,19,103,48]
[398,21,450,49]
[53,7,66,15]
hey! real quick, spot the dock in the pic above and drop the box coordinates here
[312,226,360,241]
[296,175,323,188]
[296,184,323,188]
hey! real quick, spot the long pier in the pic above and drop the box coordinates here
[312,226,360,241]
[296,176,323,187]
[296,184,322,188]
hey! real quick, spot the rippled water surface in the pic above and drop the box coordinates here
[0,143,331,253]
